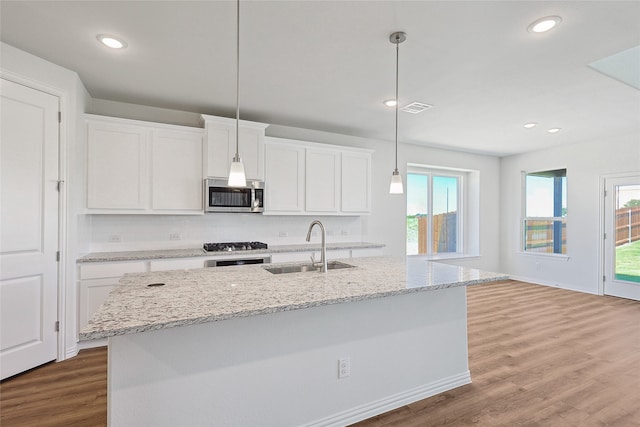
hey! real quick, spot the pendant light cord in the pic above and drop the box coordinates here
[235,0,240,158]
[394,36,399,172]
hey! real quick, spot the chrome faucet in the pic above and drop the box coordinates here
[306,220,328,273]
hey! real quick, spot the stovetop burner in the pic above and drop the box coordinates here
[203,242,268,252]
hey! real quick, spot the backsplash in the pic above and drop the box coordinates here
[86,214,364,252]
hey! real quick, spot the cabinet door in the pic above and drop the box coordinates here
[79,278,118,330]
[205,119,265,180]
[87,121,147,209]
[306,148,340,212]
[264,142,305,213]
[235,127,264,181]
[341,152,371,213]
[150,130,203,211]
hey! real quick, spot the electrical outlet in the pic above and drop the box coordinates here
[535,262,541,270]
[170,233,182,241]
[341,230,349,236]
[279,231,289,237]
[338,357,351,379]
[108,234,121,243]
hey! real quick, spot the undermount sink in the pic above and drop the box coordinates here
[264,261,355,274]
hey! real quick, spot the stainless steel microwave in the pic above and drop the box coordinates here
[204,178,264,213]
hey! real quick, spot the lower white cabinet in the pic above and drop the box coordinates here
[78,261,147,333]
[264,137,372,215]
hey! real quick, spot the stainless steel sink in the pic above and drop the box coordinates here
[264,261,355,274]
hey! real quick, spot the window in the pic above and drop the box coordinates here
[523,169,567,254]
[407,171,462,255]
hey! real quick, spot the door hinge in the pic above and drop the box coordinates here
[56,251,60,262]
[604,190,607,197]
[603,275,606,282]
[57,180,64,191]
[58,111,62,123]
[604,233,606,240]
[55,321,60,332]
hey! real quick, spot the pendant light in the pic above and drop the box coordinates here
[228,0,247,187]
[389,31,406,195]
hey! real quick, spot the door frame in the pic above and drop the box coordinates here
[1,70,69,362]
[598,171,640,297]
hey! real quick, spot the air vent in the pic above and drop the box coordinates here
[400,102,433,114]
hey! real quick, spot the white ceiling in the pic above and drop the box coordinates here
[2,1,639,156]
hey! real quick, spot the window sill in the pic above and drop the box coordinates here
[409,253,480,261]
[517,252,570,261]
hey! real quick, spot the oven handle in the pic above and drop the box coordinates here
[205,256,271,267]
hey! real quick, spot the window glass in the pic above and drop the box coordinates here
[407,172,460,255]
[524,169,567,254]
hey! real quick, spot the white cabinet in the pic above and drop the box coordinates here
[264,137,372,215]
[150,130,203,211]
[341,151,371,213]
[86,115,204,214]
[87,121,147,209]
[78,261,147,334]
[264,139,305,213]
[306,148,340,213]
[201,115,269,181]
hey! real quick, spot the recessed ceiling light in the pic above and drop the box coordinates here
[383,99,397,107]
[97,34,127,49]
[524,122,537,129]
[548,128,562,134]
[527,16,562,33]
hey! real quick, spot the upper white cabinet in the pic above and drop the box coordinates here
[341,151,371,213]
[306,147,340,213]
[264,137,372,215]
[264,139,305,213]
[87,120,147,210]
[201,115,269,181]
[150,130,204,211]
[86,115,204,214]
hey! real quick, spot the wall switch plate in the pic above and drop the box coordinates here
[170,233,182,241]
[279,231,288,237]
[108,234,121,243]
[338,357,351,379]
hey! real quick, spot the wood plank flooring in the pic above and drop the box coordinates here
[1,280,638,426]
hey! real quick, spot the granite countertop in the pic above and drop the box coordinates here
[80,256,509,341]
[77,242,385,263]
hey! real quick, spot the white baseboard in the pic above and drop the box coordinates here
[509,275,598,295]
[305,370,471,427]
[65,345,78,360]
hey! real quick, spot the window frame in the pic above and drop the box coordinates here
[406,167,465,256]
[521,168,568,256]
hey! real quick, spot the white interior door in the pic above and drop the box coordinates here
[604,175,640,301]
[1,78,60,379]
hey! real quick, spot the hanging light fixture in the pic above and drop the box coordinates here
[389,31,406,194]
[228,0,247,187]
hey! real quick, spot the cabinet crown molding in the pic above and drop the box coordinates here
[200,114,269,130]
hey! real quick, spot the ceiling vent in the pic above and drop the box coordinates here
[400,102,433,114]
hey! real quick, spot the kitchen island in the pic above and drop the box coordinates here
[81,256,508,426]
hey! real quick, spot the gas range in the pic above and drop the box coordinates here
[203,241,268,252]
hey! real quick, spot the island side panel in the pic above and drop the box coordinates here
[108,286,469,427]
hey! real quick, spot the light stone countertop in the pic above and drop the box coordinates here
[79,256,509,341]
[77,242,385,263]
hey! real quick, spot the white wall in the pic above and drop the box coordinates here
[1,42,90,359]
[500,133,640,294]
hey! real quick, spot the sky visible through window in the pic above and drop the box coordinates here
[407,174,458,216]
[526,175,567,217]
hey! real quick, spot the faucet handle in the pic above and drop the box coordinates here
[310,253,317,266]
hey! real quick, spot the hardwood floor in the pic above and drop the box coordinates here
[1,280,638,426]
